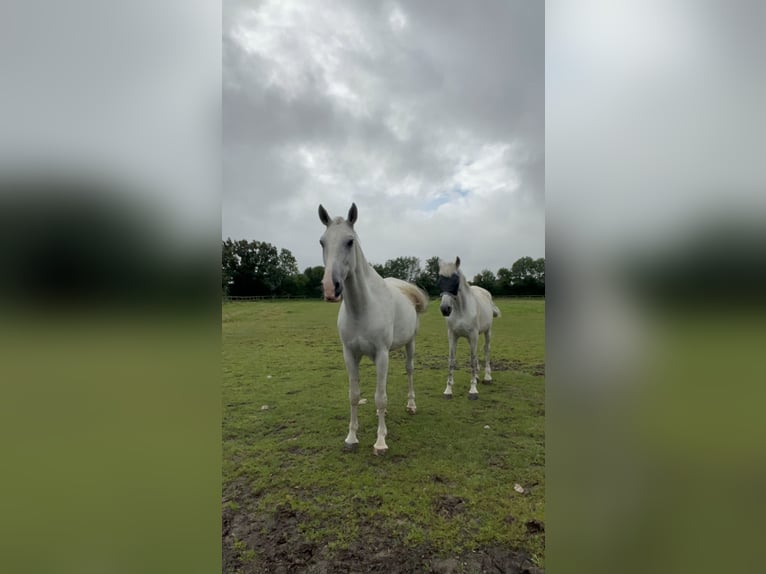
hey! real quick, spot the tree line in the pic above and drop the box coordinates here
[222,239,544,298]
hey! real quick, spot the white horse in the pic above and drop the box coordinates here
[318,203,428,455]
[437,257,500,400]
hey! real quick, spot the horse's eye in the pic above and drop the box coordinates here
[346,239,354,248]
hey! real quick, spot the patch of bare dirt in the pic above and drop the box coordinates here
[525,520,544,535]
[433,494,466,518]
[223,481,544,573]
[489,359,545,377]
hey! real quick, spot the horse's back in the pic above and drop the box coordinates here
[469,285,500,329]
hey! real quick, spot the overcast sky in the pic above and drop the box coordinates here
[223,0,543,279]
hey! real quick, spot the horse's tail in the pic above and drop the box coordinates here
[486,292,501,318]
[412,285,429,314]
[390,280,429,314]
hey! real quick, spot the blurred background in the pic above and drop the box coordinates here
[1,1,764,573]
[0,2,220,573]
[547,1,766,572]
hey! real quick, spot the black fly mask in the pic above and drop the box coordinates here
[437,273,460,296]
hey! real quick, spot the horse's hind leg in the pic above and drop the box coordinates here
[483,329,492,383]
[468,331,480,400]
[405,339,417,414]
[343,347,361,450]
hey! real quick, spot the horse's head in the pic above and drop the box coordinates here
[438,256,462,316]
[318,203,359,302]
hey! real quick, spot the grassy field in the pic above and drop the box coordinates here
[222,298,545,573]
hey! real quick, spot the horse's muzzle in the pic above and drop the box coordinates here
[322,278,343,303]
[324,281,342,302]
[440,305,452,317]
[322,265,343,301]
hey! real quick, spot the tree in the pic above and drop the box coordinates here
[272,248,299,293]
[222,238,264,296]
[472,269,498,294]
[416,255,441,296]
[222,239,302,296]
[283,272,308,297]
[496,267,513,297]
[509,256,544,296]
[533,257,545,286]
[375,256,421,283]
[302,266,325,298]
[222,238,238,296]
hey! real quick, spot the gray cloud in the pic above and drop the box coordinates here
[224,0,544,278]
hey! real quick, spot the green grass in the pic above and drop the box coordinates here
[223,298,545,567]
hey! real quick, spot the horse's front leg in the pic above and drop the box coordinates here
[405,339,417,414]
[373,349,389,455]
[443,329,457,398]
[483,329,492,383]
[468,331,479,400]
[343,346,361,450]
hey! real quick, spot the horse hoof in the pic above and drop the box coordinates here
[344,442,358,452]
[443,394,453,400]
[406,406,417,414]
[468,393,479,400]
[483,378,493,384]
[373,446,388,456]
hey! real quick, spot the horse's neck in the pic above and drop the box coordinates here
[342,244,381,316]
[455,276,475,313]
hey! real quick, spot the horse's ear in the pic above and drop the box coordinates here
[318,204,331,226]
[347,203,358,226]
[455,256,461,269]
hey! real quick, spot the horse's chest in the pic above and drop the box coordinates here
[339,317,393,354]
[346,336,383,358]
[448,315,477,337]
